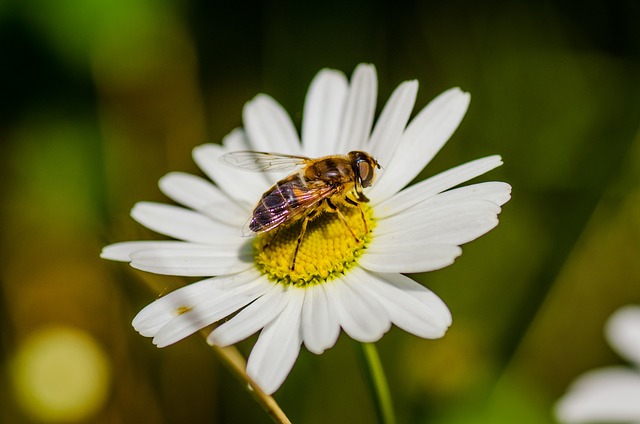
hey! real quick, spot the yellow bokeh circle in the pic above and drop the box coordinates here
[10,325,111,423]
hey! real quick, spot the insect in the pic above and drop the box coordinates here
[221,150,381,270]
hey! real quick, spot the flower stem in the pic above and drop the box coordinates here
[356,342,397,424]
[200,330,292,424]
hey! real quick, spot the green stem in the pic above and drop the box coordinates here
[199,330,292,424]
[356,342,397,424]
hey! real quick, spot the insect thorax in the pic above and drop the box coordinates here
[304,157,355,184]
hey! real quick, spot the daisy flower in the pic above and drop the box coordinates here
[555,306,640,423]
[101,64,511,395]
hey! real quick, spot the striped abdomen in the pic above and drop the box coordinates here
[248,156,356,234]
[249,175,308,233]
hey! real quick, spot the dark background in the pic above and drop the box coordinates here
[1,0,639,422]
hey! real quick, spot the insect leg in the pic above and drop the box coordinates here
[326,199,360,243]
[345,196,368,234]
[344,196,358,207]
[262,226,283,250]
[291,216,310,271]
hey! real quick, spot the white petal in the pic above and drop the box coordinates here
[207,283,289,347]
[555,367,640,423]
[375,200,501,246]
[133,278,220,338]
[131,202,242,243]
[606,306,640,366]
[151,274,272,347]
[101,241,210,262]
[324,275,390,342]
[373,156,505,217]
[334,64,377,153]
[129,244,253,276]
[246,287,305,395]
[359,244,462,273]
[158,172,247,226]
[193,140,270,204]
[362,269,451,338]
[368,80,418,169]
[412,181,511,209]
[243,94,302,155]
[301,283,341,354]
[302,69,349,157]
[368,88,471,201]
[132,269,262,337]
[387,181,511,220]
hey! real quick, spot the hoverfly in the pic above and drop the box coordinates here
[221,150,381,270]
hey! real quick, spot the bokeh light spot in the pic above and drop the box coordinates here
[10,326,111,423]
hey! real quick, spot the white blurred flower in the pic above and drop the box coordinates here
[102,64,511,394]
[556,306,640,423]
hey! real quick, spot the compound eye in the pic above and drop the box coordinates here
[358,160,374,187]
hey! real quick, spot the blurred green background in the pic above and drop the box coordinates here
[1,0,639,423]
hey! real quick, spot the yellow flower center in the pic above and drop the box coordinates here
[254,204,375,286]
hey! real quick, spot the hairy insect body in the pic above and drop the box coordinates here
[221,150,380,270]
[250,157,356,234]
[251,177,307,233]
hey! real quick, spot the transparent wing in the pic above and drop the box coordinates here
[221,151,310,173]
[246,179,336,234]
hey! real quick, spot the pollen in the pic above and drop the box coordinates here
[254,205,375,286]
[176,306,192,315]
